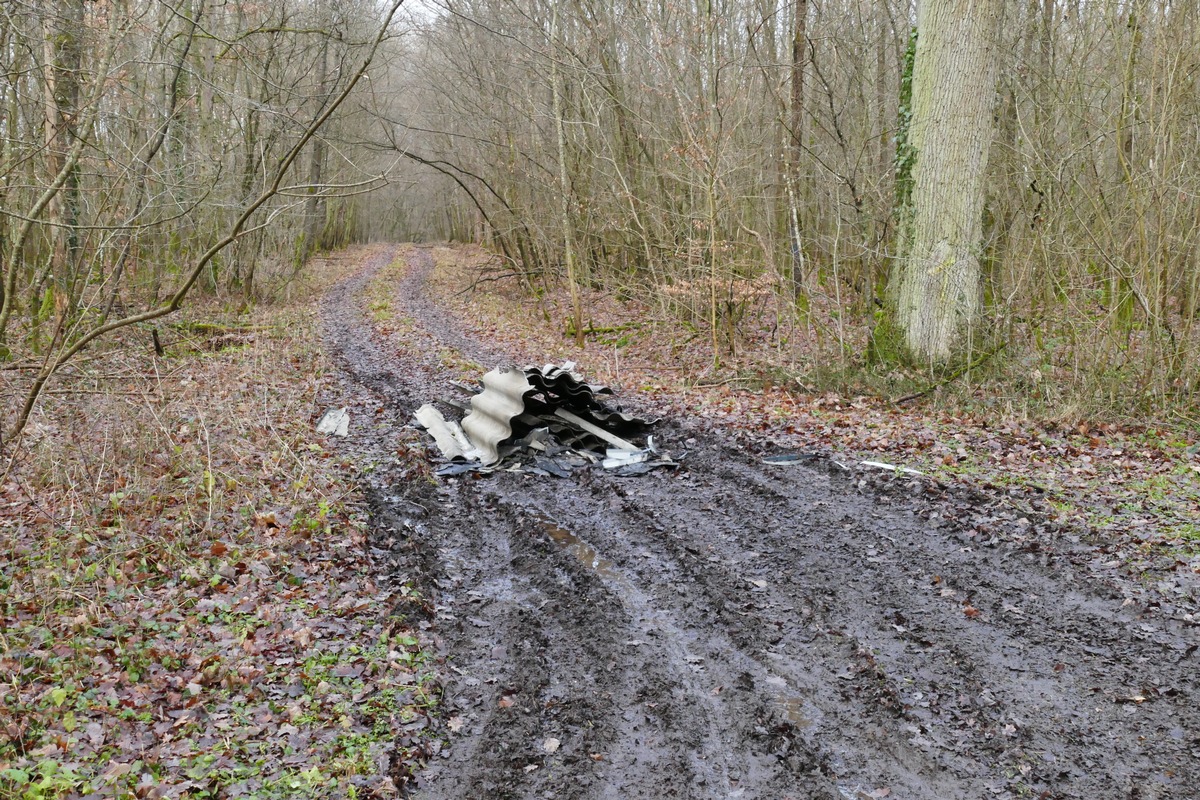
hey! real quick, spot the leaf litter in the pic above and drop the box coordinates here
[0,248,438,798]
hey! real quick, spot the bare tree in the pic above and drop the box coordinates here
[349,0,1200,405]
[1,0,407,445]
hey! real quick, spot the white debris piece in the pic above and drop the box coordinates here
[462,367,535,465]
[316,407,350,437]
[859,460,924,476]
[414,404,476,461]
[602,448,651,469]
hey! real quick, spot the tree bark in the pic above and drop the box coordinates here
[785,0,808,296]
[302,26,331,266]
[43,0,84,299]
[895,0,1004,365]
[550,2,583,346]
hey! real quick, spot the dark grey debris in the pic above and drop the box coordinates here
[414,362,670,478]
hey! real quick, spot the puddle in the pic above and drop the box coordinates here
[763,674,815,728]
[539,520,625,585]
[537,520,643,599]
[763,676,820,734]
[774,694,814,729]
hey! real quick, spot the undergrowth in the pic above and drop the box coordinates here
[0,246,436,798]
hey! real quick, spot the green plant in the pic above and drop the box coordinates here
[1,760,90,799]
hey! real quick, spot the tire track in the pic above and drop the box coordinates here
[322,245,1200,800]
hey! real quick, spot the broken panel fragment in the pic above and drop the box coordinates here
[413,363,673,476]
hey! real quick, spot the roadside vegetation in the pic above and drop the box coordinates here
[0,253,438,799]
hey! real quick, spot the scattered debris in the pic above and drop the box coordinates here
[762,453,819,466]
[413,362,673,477]
[414,404,473,460]
[764,452,923,477]
[860,460,924,477]
[316,406,350,436]
[602,448,652,470]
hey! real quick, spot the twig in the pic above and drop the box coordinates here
[458,269,543,295]
[567,321,647,337]
[893,342,1008,405]
[44,389,158,396]
[693,376,756,388]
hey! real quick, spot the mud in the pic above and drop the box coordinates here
[322,245,1200,800]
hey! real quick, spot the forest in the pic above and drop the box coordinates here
[2,1,1199,798]
[3,0,1200,440]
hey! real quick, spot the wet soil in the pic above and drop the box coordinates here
[322,245,1200,800]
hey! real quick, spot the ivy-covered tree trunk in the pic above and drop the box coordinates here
[895,0,1004,365]
[44,0,84,304]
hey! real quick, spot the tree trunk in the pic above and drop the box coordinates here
[43,0,84,299]
[895,0,1004,365]
[302,29,330,266]
[785,0,808,296]
[550,2,583,346]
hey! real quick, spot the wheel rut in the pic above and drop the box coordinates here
[322,245,1200,800]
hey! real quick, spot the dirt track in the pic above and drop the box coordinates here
[323,245,1199,800]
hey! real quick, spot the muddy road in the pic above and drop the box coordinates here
[323,246,1199,800]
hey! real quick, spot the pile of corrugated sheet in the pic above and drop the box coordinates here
[413,362,675,477]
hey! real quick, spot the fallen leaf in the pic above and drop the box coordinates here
[101,762,134,782]
[447,716,464,733]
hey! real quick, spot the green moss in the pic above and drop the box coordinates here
[865,308,905,366]
[893,26,919,218]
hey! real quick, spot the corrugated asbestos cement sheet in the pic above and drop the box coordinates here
[461,367,533,464]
